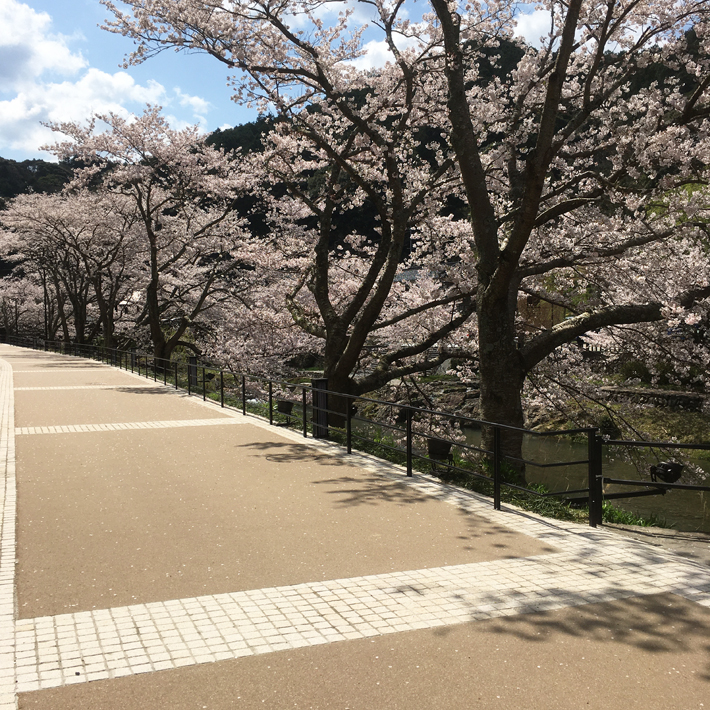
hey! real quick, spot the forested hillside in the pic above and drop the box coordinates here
[0,158,72,207]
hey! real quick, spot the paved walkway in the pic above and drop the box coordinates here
[1,344,709,709]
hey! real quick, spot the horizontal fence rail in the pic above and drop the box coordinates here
[6,335,710,529]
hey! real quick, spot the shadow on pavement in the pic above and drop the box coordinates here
[312,474,434,507]
[485,593,710,679]
[237,440,352,467]
[430,591,710,680]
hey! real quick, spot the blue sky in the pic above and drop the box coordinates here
[0,0,255,160]
[0,0,548,162]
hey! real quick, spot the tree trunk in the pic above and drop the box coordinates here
[93,279,115,350]
[477,291,527,485]
[72,299,87,344]
[322,364,356,429]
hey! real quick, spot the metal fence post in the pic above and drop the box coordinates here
[311,378,329,439]
[587,430,597,527]
[493,426,501,511]
[174,361,178,389]
[302,387,308,437]
[220,371,224,407]
[268,380,273,425]
[202,367,206,401]
[188,356,197,392]
[153,358,156,382]
[163,360,167,386]
[242,375,246,415]
[406,408,413,477]
[346,399,352,454]
[593,434,604,526]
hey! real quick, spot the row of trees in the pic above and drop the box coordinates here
[2,109,252,359]
[2,0,710,476]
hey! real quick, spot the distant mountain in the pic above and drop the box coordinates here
[206,115,275,154]
[0,157,72,208]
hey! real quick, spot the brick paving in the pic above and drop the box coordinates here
[1,344,709,709]
[16,419,244,436]
[0,357,16,710]
[15,385,161,391]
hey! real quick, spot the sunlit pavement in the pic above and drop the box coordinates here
[1,345,708,710]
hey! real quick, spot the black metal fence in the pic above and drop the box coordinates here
[7,335,710,528]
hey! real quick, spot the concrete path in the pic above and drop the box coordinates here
[0,344,709,709]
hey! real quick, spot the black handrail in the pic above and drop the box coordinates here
[605,439,710,450]
[3,334,602,522]
[13,334,709,529]
[603,478,710,492]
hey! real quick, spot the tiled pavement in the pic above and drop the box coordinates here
[0,357,16,709]
[1,346,710,709]
[16,419,244,436]
[14,385,162,391]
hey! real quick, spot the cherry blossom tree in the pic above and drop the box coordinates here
[44,107,253,361]
[1,190,142,347]
[0,277,44,338]
[2,194,96,343]
[102,1,479,401]
[427,0,710,471]
[248,123,478,397]
[102,1,710,478]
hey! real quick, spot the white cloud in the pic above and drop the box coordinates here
[0,69,168,154]
[349,39,395,71]
[287,0,378,31]
[0,0,86,87]
[514,9,553,48]
[0,0,214,158]
[175,88,211,116]
[348,34,423,72]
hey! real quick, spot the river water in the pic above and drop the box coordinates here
[462,429,710,533]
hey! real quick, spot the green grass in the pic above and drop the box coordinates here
[326,427,667,528]
[600,502,667,527]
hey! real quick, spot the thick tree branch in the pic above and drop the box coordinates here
[521,302,663,372]
[522,279,710,371]
[372,290,475,330]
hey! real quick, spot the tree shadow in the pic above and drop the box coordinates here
[419,577,710,680]
[8,358,106,368]
[311,474,434,507]
[453,506,559,557]
[237,440,352,467]
[112,386,181,395]
[468,593,710,680]
[238,441,563,556]
[606,527,710,568]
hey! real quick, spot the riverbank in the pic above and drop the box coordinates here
[338,377,710,532]
[366,376,710,446]
[527,392,710,445]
